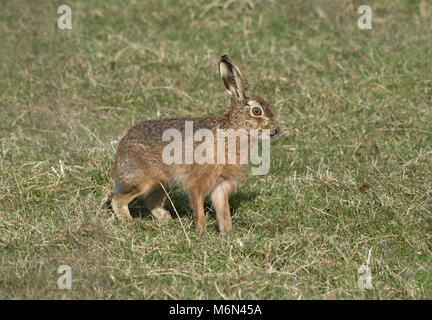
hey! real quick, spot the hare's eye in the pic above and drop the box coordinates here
[252,107,263,116]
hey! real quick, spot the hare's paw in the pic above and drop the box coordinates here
[112,196,134,222]
[111,191,141,223]
[151,207,172,221]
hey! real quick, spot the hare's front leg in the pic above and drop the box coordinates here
[188,191,206,233]
[211,181,236,233]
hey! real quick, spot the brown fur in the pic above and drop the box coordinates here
[112,55,279,233]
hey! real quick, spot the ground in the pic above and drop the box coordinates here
[0,0,431,299]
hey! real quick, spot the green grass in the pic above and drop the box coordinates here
[1,0,431,299]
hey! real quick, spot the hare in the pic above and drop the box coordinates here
[112,55,279,233]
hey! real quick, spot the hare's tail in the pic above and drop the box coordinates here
[112,183,122,196]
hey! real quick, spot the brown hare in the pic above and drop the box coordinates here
[112,55,279,233]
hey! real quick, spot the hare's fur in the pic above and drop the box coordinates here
[112,55,279,233]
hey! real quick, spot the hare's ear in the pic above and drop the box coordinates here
[219,55,249,101]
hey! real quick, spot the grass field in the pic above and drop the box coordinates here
[1,0,432,299]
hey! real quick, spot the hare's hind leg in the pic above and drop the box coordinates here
[111,189,138,222]
[111,181,156,222]
[144,185,172,221]
[211,181,236,233]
